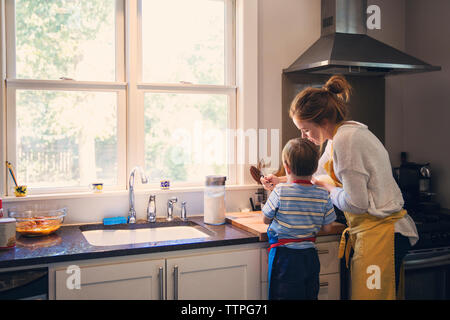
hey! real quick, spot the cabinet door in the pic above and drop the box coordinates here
[166,249,260,300]
[54,259,165,300]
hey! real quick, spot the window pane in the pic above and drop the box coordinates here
[144,93,228,183]
[15,0,116,81]
[142,0,225,85]
[16,90,118,188]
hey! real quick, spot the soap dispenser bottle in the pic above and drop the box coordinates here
[147,195,156,222]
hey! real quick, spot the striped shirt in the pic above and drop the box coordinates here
[262,183,336,249]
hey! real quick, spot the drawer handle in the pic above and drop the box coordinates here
[318,249,329,255]
[158,267,164,300]
[320,281,329,288]
[174,265,179,300]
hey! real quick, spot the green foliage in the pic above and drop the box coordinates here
[15,0,116,186]
[16,0,112,79]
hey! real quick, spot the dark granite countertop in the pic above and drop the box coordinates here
[0,216,259,269]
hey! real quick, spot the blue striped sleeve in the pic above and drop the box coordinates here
[323,195,336,225]
[262,187,280,219]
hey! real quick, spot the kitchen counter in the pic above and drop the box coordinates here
[225,211,346,241]
[0,213,346,270]
[0,216,259,269]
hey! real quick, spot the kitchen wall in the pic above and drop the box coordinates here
[258,0,449,208]
[257,0,321,173]
[4,187,259,224]
[401,0,450,208]
[369,0,450,208]
[257,0,406,170]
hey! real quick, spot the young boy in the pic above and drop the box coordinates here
[262,138,336,300]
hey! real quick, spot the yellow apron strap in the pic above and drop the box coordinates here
[338,228,349,259]
[338,227,353,268]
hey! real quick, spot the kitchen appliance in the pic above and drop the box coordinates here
[393,152,439,213]
[391,152,450,299]
[283,0,441,77]
[402,209,450,299]
[0,268,48,300]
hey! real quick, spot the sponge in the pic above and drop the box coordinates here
[103,216,128,225]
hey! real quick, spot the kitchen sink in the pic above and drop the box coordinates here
[80,220,213,247]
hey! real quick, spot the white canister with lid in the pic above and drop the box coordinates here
[204,175,226,225]
[0,218,16,249]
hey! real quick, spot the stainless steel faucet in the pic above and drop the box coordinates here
[128,166,148,224]
[147,195,156,222]
[167,197,178,221]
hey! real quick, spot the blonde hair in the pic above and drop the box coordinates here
[289,75,352,126]
[282,138,319,177]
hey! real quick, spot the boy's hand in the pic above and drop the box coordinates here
[260,174,279,191]
[263,215,273,225]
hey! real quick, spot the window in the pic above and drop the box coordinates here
[14,0,117,81]
[15,90,119,188]
[141,0,226,85]
[3,0,236,195]
[144,92,229,184]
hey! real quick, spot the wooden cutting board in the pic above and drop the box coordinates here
[225,211,268,241]
[225,211,346,242]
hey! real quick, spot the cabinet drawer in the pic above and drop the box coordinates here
[318,273,340,300]
[316,241,339,275]
[260,241,339,281]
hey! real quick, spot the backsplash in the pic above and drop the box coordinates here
[2,187,260,224]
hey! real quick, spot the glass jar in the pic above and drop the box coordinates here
[204,175,226,225]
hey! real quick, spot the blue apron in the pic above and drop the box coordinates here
[267,227,278,298]
[267,227,317,299]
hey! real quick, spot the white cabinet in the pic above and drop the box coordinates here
[316,241,340,300]
[52,247,261,300]
[54,259,165,300]
[166,249,260,300]
[318,273,340,300]
[260,240,340,300]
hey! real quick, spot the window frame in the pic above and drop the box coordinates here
[126,0,237,190]
[2,0,239,196]
[4,0,127,195]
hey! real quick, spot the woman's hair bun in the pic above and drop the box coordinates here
[324,75,352,102]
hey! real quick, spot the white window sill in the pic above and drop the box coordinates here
[2,184,262,203]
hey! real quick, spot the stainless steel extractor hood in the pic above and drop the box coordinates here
[283,0,441,76]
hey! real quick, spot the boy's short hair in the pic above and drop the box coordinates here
[282,138,319,177]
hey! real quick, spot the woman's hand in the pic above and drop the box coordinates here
[260,174,280,191]
[312,176,336,193]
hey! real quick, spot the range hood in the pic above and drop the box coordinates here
[284,0,441,76]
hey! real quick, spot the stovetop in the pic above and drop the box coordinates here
[408,208,450,250]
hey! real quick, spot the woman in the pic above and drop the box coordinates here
[261,75,418,300]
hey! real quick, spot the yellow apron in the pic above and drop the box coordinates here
[324,124,406,300]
